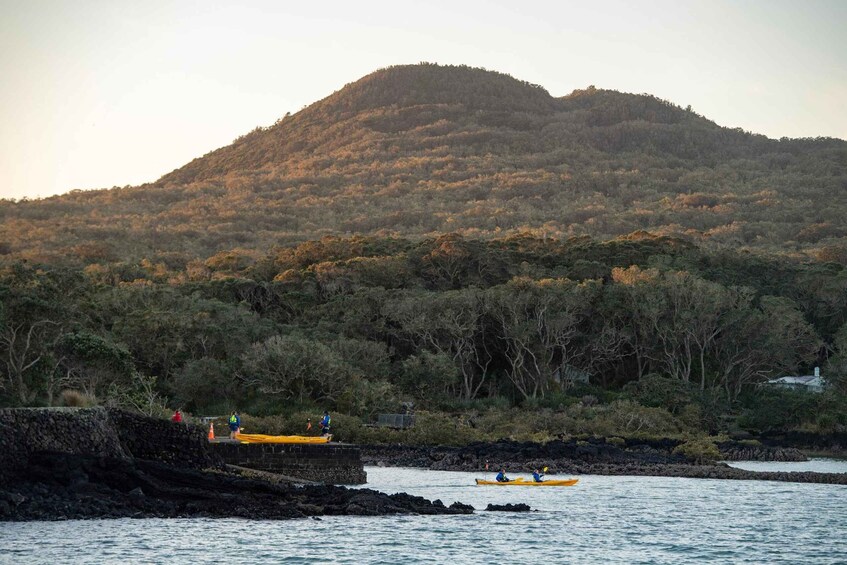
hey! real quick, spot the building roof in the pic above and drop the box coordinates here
[767,375,823,386]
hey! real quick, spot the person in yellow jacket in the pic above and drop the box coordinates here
[228,411,241,439]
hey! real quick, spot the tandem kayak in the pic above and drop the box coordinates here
[235,433,331,444]
[475,478,579,486]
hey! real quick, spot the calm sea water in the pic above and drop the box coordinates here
[1,461,845,564]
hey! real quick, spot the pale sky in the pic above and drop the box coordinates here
[1,0,845,201]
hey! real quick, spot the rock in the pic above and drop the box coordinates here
[718,442,807,462]
[0,451,476,521]
[450,502,475,512]
[0,408,475,522]
[486,503,531,512]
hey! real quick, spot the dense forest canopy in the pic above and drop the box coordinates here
[2,63,846,267]
[1,234,846,438]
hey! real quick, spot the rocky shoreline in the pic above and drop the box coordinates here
[0,408,472,522]
[361,439,847,485]
[3,408,844,521]
[0,451,472,521]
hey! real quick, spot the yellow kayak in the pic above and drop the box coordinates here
[235,433,331,444]
[475,478,578,487]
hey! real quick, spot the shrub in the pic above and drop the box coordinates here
[604,400,685,437]
[672,437,721,463]
[606,436,626,447]
[335,379,398,418]
[436,396,511,413]
[171,358,241,411]
[738,439,762,447]
[736,389,818,432]
[623,373,695,414]
[404,411,481,445]
[60,389,97,407]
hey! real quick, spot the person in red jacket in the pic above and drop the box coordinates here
[171,409,183,423]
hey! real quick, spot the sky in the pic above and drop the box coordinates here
[1,0,845,201]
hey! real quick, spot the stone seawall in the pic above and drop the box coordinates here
[0,407,220,485]
[108,409,217,469]
[211,442,366,485]
[0,407,127,483]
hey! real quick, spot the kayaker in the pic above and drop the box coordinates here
[532,468,545,483]
[495,469,511,482]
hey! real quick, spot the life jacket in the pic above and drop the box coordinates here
[229,415,237,424]
[321,414,331,427]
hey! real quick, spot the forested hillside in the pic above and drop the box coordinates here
[2,64,846,268]
[2,234,846,440]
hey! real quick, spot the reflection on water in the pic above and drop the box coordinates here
[1,462,845,564]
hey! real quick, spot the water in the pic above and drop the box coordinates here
[1,461,846,564]
[727,458,847,474]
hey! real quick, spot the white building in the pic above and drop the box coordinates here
[766,367,825,393]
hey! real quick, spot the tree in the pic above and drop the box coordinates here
[54,331,135,403]
[714,296,821,401]
[615,267,742,388]
[486,277,590,400]
[240,334,349,402]
[383,288,492,399]
[0,264,80,405]
[398,351,459,402]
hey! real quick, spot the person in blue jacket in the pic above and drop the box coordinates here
[319,411,332,436]
[532,468,545,482]
[495,469,511,482]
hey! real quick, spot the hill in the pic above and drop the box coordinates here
[2,63,846,267]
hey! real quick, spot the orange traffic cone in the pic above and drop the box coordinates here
[208,422,215,441]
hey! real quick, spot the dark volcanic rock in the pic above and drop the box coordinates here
[718,442,807,462]
[758,431,847,454]
[0,408,473,521]
[486,503,531,512]
[362,438,687,472]
[0,451,474,521]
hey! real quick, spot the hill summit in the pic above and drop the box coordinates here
[2,63,846,264]
[158,64,560,185]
